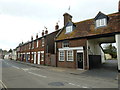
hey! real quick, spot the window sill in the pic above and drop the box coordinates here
[59,60,65,62]
[65,32,72,34]
[95,25,107,29]
[66,60,74,62]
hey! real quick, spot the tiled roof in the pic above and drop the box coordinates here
[56,12,120,41]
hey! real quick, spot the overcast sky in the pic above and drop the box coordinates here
[0,0,119,51]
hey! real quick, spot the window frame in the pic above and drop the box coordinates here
[62,42,69,48]
[59,50,65,61]
[67,50,74,61]
[41,52,44,61]
[29,43,31,49]
[66,25,73,33]
[96,18,107,28]
[41,38,44,47]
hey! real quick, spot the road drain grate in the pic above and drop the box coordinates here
[48,82,64,86]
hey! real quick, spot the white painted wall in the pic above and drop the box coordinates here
[4,55,9,59]
[115,34,120,71]
[87,40,105,63]
[12,50,17,60]
[101,49,105,63]
[34,52,36,64]
[88,40,101,55]
[38,52,40,65]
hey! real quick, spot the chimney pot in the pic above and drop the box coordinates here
[36,33,38,39]
[31,36,33,41]
[42,30,44,36]
[55,23,59,30]
[45,28,48,35]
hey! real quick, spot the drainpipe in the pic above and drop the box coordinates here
[54,38,57,67]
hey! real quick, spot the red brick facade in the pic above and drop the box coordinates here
[16,1,120,70]
[56,39,88,69]
[16,30,59,66]
[55,2,120,70]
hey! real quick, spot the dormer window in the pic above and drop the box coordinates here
[96,18,107,28]
[66,26,73,33]
[94,12,108,28]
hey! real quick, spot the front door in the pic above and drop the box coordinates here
[26,54,28,62]
[77,53,83,69]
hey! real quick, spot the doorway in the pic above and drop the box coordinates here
[77,53,83,69]
[26,54,28,62]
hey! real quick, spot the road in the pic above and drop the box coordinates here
[0,59,118,88]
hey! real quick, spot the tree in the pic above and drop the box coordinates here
[8,49,12,53]
[103,44,117,59]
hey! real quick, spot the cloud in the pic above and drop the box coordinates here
[0,0,119,50]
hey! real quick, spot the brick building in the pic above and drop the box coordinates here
[55,1,120,71]
[16,1,120,72]
[16,25,60,66]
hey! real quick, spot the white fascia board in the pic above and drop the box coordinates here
[41,51,44,53]
[38,51,41,54]
[59,47,83,51]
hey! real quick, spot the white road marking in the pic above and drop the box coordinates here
[21,68,29,72]
[82,86,89,88]
[0,80,7,89]
[68,83,88,88]
[28,72,47,78]
[12,66,20,69]
[3,61,20,70]
[21,68,40,72]
[69,83,76,86]
[29,68,40,70]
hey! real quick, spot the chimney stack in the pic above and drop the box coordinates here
[55,23,59,30]
[31,36,33,41]
[63,13,72,26]
[42,30,44,36]
[118,0,120,12]
[36,33,38,39]
[45,27,48,35]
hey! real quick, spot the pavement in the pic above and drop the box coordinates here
[15,60,85,73]
[1,59,119,88]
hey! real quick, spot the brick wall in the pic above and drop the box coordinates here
[56,39,88,69]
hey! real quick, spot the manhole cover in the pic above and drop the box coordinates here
[70,73,79,75]
[48,82,64,86]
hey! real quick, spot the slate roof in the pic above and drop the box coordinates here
[56,12,120,41]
